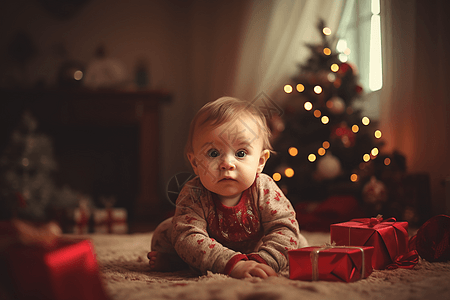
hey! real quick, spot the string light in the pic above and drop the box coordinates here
[323,27,332,35]
[371,147,379,156]
[362,117,370,125]
[384,157,391,166]
[288,147,298,156]
[308,154,317,162]
[284,85,293,93]
[74,70,83,81]
[314,85,323,94]
[352,125,359,133]
[296,84,305,92]
[304,101,313,111]
[318,147,326,156]
[374,130,382,138]
[331,64,339,72]
[285,168,294,178]
[314,110,322,118]
[322,141,330,149]
[323,48,331,55]
[350,173,358,182]
[321,116,329,124]
[273,172,282,181]
[363,154,371,162]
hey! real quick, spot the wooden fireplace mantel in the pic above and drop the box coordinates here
[1,88,171,222]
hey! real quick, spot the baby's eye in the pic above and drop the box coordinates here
[235,150,247,158]
[207,149,220,158]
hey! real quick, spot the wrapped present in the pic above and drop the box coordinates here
[330,216,409,270]
[70,198,91,234]
[1,238,108,300]
[93,208,128,234]
[289,245,374,282]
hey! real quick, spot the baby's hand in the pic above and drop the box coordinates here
[229,260,277,279]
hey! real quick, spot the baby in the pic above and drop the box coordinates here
[148,97,307,279]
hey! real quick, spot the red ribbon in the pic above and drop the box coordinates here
[77,208,89,234]
[351,215,397,227]
[385,250,419,270]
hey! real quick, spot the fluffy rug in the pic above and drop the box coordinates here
[85,231,450,300]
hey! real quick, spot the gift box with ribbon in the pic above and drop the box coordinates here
[1,238,109,300]
[93,208,128,234]
[330,216,409,270]
[288,245,374,282]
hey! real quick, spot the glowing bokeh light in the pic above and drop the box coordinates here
[321,116,329,124]
[323,48,331,56]
[288,147,298,156]
[314,110,322,118]
[273,172,282,181]
[350,173,358,182]
[308,154,317,162]
[331,64,339,72]
[314,85,323,94]
[322,141,330,149]
[304,101,313,111]
[285,168,295,178]
[296,84,305,92]
[284,84,293,93]
[352,124,359,133]
[371,147,379,156]
[374,130,382,138]
[323,27,332,35]
[318,148,326,156]
[384,157,391,166]
[363,154,371,162]
[74,70,83,81]
[344,48,351,55]
[362,117,370,125]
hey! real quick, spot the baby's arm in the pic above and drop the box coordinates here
[171,181,247,275]
[248,174,308,272]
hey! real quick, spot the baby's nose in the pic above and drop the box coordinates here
[220,156,236,170]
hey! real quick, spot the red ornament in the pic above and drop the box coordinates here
[355,85,363,94]
[338,62,351,75]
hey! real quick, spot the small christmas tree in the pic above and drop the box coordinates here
[265,20,384,206]
[0,111,57,221]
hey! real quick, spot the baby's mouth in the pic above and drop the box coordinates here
[219,177,236,182]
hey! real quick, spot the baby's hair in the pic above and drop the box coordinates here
[185,97,273,157]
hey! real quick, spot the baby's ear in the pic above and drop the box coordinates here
[257,150,270,173]
[187,152,199,175]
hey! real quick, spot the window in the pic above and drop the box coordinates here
[336,0,383,92]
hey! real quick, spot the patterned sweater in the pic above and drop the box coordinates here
[171,173,307,275]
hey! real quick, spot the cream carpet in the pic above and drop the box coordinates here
[82,231,450,300]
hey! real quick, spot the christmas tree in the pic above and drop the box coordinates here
[265,20,384,208]
[0,111,58,220]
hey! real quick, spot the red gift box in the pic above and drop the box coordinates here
[93,208,128,234]
[2,238,109,300]
[288,246,374,282]
[330,217,408,270]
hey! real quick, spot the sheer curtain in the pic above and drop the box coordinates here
[380,0,450,214]
[231,0,345,103]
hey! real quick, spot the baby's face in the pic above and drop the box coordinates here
[188,114,269,203]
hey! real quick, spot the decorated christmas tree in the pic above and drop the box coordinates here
[265,20,384,210]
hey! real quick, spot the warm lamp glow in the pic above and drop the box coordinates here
[362,117,370,125]
[285,168,294,178]
[314,110,322,118]
[314,85,323,94]
[350,173,358,182]
[308,154,317,162]
[323,48,331,55]
[284,85,293,93]
[321,116,329,124]
[288,147,298,156]
[323,27,332,35]
[331,64,339,72]
[352,124,359,133]
[296,84,305,92]
[273,172,282,181]
[384,157,391,166]
[374,130,382,138]
[304,101,313,111]
[322,141,330,149]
